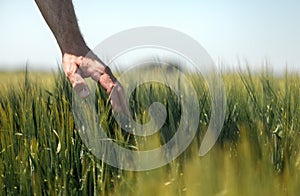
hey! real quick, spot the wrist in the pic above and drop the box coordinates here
[61,44,90,57]
[57,35,90,56]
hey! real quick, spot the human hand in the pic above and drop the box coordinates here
[62,53,130,116]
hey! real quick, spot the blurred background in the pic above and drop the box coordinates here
[0,0,299,73]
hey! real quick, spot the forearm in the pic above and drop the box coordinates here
[35,1,128,113]
[35,0,89,56]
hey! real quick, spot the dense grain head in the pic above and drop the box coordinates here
[0,67,299,195]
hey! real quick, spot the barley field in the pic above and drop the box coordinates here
[0,66,300,195]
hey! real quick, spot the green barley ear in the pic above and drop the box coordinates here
[0,63,300,195]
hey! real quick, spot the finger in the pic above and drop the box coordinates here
[63,55,90,98]
[110,84,131,116]
[116,86,131,117]
[73,70,90,98]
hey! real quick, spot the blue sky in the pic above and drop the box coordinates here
[0,0,299,73]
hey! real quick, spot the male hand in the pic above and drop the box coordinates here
[62,53,130,116]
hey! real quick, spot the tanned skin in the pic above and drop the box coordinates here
[35,0,129,115]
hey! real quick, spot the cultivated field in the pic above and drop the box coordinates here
[0,66,300,195]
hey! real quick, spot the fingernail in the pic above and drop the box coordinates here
[74,83,90,98]
[79,85,90,98]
